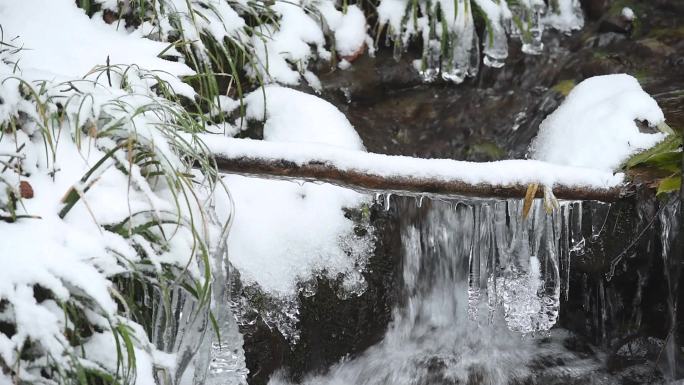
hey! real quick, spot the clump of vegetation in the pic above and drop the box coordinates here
[624,124,683,197]
[0,38,231,383]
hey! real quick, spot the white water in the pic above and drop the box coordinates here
[271,198,588,385]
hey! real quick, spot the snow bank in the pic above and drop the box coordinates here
[218,86,372,296]
[530,74,666,171]
[244,85,365,150]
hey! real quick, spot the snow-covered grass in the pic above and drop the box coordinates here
[0,1,233,383]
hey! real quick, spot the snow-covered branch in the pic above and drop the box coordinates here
[201,136,625,202]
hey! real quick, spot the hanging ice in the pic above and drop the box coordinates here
[377,0,585,81]
[544,0,585,33]
[270,197,587,385]
[474,0,509,68]
[442,0,480,83]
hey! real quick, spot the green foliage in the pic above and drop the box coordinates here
[625,130,683,197]
[552,79,575,96]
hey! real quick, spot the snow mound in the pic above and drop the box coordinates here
[222,86,371,296]
[244,85,365,150]
[530,74,666,171]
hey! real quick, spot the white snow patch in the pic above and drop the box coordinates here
[0,0,195,97]
[622,7,635,21]
[244,86,365,150]
[530,74,666,171]
[219,86,370,296]
[334,6,367,57]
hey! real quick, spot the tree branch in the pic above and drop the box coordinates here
[212,156,624,202]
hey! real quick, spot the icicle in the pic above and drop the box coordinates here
[442,0,478,83]
[569,201,584,254]
[420,39,441,82]
[480,0,509,69]
[419,3,441,82]
[521,2,545,55]
[384,193,393,211]
[204,309,249,385]
[560,203,571,300]
[658,197,682,379]
[544,0,584,33]
[590,202,611,240]
[392,37,403,61]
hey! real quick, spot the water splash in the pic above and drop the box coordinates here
[270,198,592,385]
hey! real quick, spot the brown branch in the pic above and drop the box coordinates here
[212,156,626,202]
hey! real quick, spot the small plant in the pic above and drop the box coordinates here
[624,124,683,197]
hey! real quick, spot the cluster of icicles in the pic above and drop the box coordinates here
[378,0,584,83]
[398,196,591,334]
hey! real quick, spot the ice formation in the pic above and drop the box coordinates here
[270,197,589,385]
[378,0,586,83]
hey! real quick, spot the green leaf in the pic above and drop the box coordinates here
[625,134,682,169]
[657,122,676,135]
[636,150,682,173]
[657,174,682,196]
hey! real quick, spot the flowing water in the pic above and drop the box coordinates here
[264,197,676,385]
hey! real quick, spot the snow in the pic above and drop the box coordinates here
[218,86,371,296]
[203,136,624,189]
[219,175,368,295]
[530,74,666,171]
[243,86,365,150]
[248,0,367,85]
[0,0,671,382]
[332,6,367,57]
[0,0,196,97]
[0,1,225,383]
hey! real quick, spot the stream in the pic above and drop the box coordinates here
[267,197,680,385]
[216,1,684,384]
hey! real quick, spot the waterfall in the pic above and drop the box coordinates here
[271,197,592,385]
[658,196,683,380]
